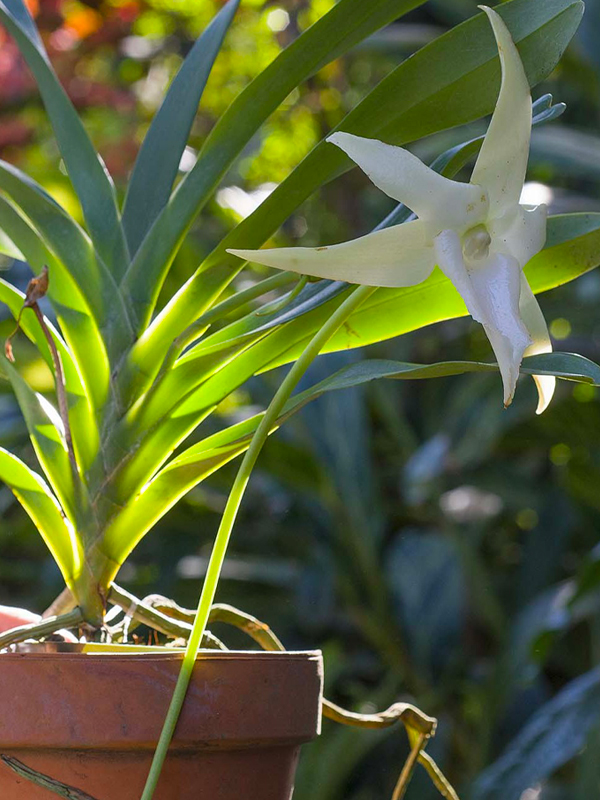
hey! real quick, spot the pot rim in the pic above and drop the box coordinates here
[0,646,324,750]
[1,643,322,658]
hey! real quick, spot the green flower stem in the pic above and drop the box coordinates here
[140,283,376,800]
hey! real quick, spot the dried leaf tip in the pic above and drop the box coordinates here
[4,266,50,363]
[24,265,49,307]
[4,339,14,363]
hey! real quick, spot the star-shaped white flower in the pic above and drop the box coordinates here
[229,6,554,412]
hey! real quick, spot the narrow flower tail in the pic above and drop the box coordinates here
[519,276,556,413]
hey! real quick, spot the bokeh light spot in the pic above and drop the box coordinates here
[516,508,539,530]
[550,443,571,466]
[550,318,572,340]
[266,8,290,32]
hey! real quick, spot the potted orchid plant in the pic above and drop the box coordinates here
[0,0,599,798]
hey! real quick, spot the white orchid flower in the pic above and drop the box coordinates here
[228,6,554,412]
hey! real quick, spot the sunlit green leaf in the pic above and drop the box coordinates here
[0,161,135,367]
[0,193,108,417]
[0,447,79,585]
[102,351,600,566]
[0,353,86,525]
[0,277,97,470]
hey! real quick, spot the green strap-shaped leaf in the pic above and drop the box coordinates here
[0,161,135,363]
[112,212,600,506]
[0,277,97,471]
[89,406,216,529]
[0,193,109,416]
[101,351,600,566]
[0,229,23,259]
[0,162,103,319]
[105,206,600,527]
[0,353,86,526]
[124,212,600,435]
[125,0,583,386]
[121,0,240,256]
[0,447,80,585]
[0,0,129,274]
[119,0,427,334]
[129,333,272,434]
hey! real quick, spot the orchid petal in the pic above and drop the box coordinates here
[520,275,555,414]
[470,6,532,217]
[327,132,488,232]
[432,229,486,321]
[488,203,547,267]
[470,254,531,406]
[228,219,436,287]
[434,230,531,406]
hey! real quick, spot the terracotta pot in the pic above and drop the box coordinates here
[0,648,323,799]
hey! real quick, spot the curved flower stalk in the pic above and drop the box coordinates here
[229,6,555,413]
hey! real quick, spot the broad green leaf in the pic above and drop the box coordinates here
[121,0,240,255]
[126,212,600,433]
[0,447,80,584]
[128,0,583,387]
[92,406,217,521]
[129,333,272,433]
[114,212,600,504]
[119,0,427,335]
[472,666,600,800]
[0,161,135,365]
[0,162,103,317]
[0,230,23,260]
[101,351,600,565]
[0,353,86,525]
[0,193,109,416]
[0,277,97,471]
[0,0,129,273]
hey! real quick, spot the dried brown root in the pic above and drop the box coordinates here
[0,756,99,800]
[133,589,459,800]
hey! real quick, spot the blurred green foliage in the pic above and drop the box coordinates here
[1,1,600,799]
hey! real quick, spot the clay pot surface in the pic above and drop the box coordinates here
[0,648,323,799]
